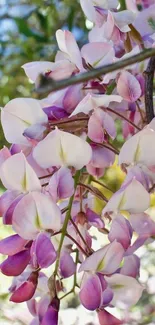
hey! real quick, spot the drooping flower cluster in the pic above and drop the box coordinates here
[0,0,155,324]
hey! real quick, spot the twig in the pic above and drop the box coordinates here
[70,218,93,253]
[90,140,119,155]
[66,233,88,256]
[36,49,155,94]
[91,178,114,193]
[53,171,81,276]
[136,101,145,123]
[144,56,155,123]
[49,116,89,126]
[78,182,108,202]
[105,107,141,131]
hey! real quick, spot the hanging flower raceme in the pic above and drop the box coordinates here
[0,1,155,324]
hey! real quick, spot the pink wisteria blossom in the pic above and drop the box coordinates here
[0,1,155,324]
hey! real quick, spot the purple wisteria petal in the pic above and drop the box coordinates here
[129,213,155,236]
[1,249,30,276]
[108,215,133,250]
[88,109,116,143]
[63,84,83,113]
[43,106,68,120]
[87,144,115,171]
[117,71,141,102]
[120,255,140,278]
[41,298,60,325]
[98,309,123,325]
[48,167,74,202]
[3,194,24,225]
[0,190,20,217]
[79,273,102,310]
[10,272,38,303]
[86,208,104,228]
[23,124,47,141]
[0,234,27,256]
[102,287,114,306]
[31,233,57,269]
[60,252,76,278]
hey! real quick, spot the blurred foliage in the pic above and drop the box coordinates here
[0,0,88,148]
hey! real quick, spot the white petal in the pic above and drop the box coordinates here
[22,61,55,83]
[0,152,41,192]
[13,192,61,240]
[33,129,92,170]
[105,274,143,308]
[70,94,122,117]
[1,98,47,144]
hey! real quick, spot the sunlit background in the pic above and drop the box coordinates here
[0,1,155,324]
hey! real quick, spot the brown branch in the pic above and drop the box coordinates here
[36,48,155,94]
[66,233,89,256]
[70,218,93,253]
[105,107,141,131]
[144,56,155,123]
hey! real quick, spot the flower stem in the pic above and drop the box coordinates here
[54,170,81,276]
[70,218,93,254]
[105,107,141,131]
[66,233,88,256]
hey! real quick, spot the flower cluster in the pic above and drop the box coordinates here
[0,0,155,324]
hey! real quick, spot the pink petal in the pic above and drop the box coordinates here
[117,71,142,102]
[86,208,104,228]
[89,144,115,168]
[108,215,132,250]
[13,192,61,240]
[95,109,116,140]
[81,42,114,67]
[0,146,11,168]
[86,164,105,178]
[41,298,60,325]
[120,255,140,278]
[48,167,74,202]
[31,233,57,268]
[129,213,155,236]
[56,30,82,70]
[1,249,30,276]
[0,234,27,256]
[79,273,102,310]
[60,252,76,278]
[3,194,24,225]
[88,114,104,143]
[10,272,38,303]
[0,190,20,217]
[63,84,83,114]
[98,310,123,325]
